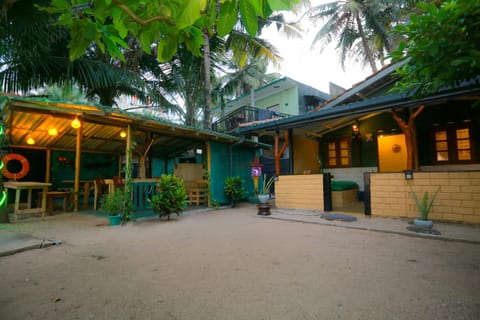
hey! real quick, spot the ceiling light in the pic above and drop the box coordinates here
[120,131,127,138]
[48,128,58,136]
[27,137,35,145]
[71,117,81,129]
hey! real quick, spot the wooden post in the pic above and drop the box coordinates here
[206,141,211,207]
[274,130,289,176]
[74,119,83,212]
[45,149,51,183]
[125,124,133,183]
[138,155,146,179]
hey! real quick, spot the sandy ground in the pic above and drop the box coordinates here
[1,204,479,320]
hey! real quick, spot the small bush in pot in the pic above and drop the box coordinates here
[411,187,440,228]
[258,174,275,204]
[101,189,131,225]
[150,174,188,220]
[224,176,245,207]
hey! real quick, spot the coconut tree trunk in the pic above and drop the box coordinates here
[355,13,377,73]
[202,30,212,129]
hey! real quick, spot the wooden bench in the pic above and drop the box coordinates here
[37,191,70,215]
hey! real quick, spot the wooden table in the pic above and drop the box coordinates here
[62,180,93,209]
[4,181,52,221]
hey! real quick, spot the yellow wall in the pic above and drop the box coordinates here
[370,172,480,224]
[293,134,319,174]
[377,134,407,172]
[275,174,324,210]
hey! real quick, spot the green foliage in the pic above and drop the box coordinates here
[150,174,188,220]
[411,187,440,220]
[390,0,480,96]
[260,174,275,195]
[224,176,246,206]
[44,0,301,62]
[101,189,132,219]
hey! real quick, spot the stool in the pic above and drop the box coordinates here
[38,191,70,215]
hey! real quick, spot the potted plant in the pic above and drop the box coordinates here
[411,187,440,228]
[150,174,189,220]
[224,176,245,207]
[101,189,127,226]
[258,174,275,204]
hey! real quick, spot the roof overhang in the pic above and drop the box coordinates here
[0,96,246,158]
[237,85,480,137]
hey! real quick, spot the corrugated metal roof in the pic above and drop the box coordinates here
[1,96,243,158]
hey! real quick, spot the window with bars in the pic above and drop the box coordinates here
[434,127,473,163]
[327,138,351,168]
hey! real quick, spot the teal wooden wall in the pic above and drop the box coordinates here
[209,141,256,205]
[51,151,118,189]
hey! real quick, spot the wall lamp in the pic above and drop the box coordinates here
[404,170,414,180]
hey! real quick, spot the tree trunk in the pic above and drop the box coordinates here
[392,106,425,170]
[202,30,212,129]
[355,14,377,73]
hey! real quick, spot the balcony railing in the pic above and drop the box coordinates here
[211,106,290,133]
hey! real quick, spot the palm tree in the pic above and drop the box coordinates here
[0,0,168,109]
[197,2,303,129]
[305,0,422,73]
[306,0,380,72]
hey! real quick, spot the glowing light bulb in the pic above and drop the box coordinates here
[27,137,35,145]
[48,128,58,136]
[71,117,81,129]
[120,131,127,138]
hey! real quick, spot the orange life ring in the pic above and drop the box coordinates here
[2,153,30,180]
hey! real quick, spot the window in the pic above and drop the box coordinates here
[327,138,351,167]
[434,127,473,163]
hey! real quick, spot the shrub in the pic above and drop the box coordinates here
[224,176,245,207]
[150,174,188,220]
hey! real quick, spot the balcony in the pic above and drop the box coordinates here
[211,106,290,133]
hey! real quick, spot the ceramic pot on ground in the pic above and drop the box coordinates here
[413,218,433,229]
[258,194,270,204]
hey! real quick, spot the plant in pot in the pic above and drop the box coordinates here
[224,176,245,207]
[411,187,440,228]
[101,189,129,226]
[258,174,275,204]
[150,174,189,220]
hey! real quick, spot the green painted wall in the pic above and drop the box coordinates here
[255,87,299,115]
[320,113,400,168]
[209,141,256,205]
[416,102,480,165]
[51,151,118,189]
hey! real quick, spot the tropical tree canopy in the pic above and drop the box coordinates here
[0,0,168,107]
[390,0,480,96]
[44,0,301,63]
[305,0,421,73]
